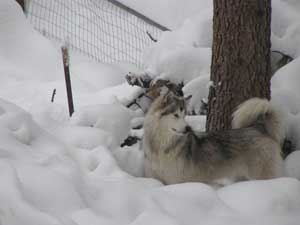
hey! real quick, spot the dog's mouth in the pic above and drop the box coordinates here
[171,126,192,135]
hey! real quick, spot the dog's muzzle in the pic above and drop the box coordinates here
[171,125,192,135]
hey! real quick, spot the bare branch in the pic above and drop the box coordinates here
[146,31,158,42]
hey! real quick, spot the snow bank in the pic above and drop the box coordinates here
[0,98,148,225]
[71,101,135,144]
[143,15,212,84]
[284,150,300,179]
[270,1,300,163]
[0,0,63,81]
[218,178,300,215]
[71,60,129,91]
[272,0,300,57]
[271,1,300,110]
[272,57,300,104]
[183,74,210,114]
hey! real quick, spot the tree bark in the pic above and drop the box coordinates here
[206,0,272,132]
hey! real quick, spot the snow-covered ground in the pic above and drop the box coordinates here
[1,0,300,224]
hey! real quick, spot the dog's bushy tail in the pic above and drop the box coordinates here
[232,98,283,143]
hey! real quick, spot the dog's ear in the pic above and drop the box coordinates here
[164,82,184,97]
[147,80,165,100]
[184,95,192,105]
[185,95,192,101]
[162,90,175,104]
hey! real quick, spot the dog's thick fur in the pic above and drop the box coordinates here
[143,92,283,185]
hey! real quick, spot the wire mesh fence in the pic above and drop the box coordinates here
[24,0,169,68]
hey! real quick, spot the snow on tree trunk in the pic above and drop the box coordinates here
[206,0,272,132]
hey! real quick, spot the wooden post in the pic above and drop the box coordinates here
[61,46,74,116]
[16,0,25,12]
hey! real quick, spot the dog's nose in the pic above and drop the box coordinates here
[185,125,192,133]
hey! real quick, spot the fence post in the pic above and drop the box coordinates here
[61,46,74,117]
[16,0,25,12]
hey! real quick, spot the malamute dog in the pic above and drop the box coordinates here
[143,91,283,185]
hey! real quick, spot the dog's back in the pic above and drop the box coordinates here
[143,96,283,185]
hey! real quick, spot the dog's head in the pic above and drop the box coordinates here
[148,90,192,134]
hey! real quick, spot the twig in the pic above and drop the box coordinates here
[51,89,56,102]
[146,31,158,42]
[126,93,145,108]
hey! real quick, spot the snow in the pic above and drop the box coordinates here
[272,1,300,57]
[70,61,127,91]
[119,0,212,30]
[272,57,300,100]
[0,0,63,81]
[71,102,135,145]
[142,12,212,84]
[284,150,300,179]
[218,178,300,215]
[183,75,210,114]
[0,0,300,225]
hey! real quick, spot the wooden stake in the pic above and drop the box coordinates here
[61,46,74,116]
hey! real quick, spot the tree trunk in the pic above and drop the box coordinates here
[206,0,272,132]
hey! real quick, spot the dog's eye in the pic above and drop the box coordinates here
[180,107,183,111]
[174,113,179,118]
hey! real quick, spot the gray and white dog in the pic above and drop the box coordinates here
[143,91,283,185]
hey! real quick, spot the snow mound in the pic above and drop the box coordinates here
[113,144,144,177]
[71,102,135,144]
[53,125,116,150]
[284,151,300,179]
[272,0,300,57]
[0,0,62,81]
[218,178,300,215]
[71,61,126,91]
[183,74,210,113]
[272,57,300,101]
[144,36,211,84]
